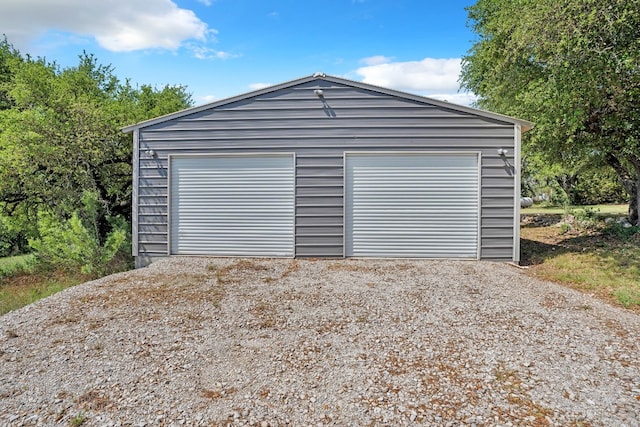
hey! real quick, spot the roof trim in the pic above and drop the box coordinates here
[122,74,533,133]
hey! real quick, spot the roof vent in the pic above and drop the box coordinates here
[313,71,326,78]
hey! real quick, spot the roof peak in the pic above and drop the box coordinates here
[122,73,533,133]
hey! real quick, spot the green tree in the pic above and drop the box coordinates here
[461,0,640,223]
[0,37,19,111]
[0,39,192,247]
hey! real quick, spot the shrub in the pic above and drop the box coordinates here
[0,223,10,258]
[28,191,128,277]
[0,215,30,257]
[0,254,37,279]
[558,207,602,233]
[604,223,640,240]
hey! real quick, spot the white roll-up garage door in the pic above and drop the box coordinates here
[170,154,295,256]
[345,153,479,258]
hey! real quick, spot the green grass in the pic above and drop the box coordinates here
[1,254,90,316]
[522,204,627,215]
[534,250,640,308]
[0,271,87,316]
[0,254,36,279]
[0,254,35,268]
[521,211,640,310]
[0,251,133,316]
[68,412,87,427]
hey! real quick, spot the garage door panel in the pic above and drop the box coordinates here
[346,153,479,258]
[170,155,294,256]
[353,155,478,168]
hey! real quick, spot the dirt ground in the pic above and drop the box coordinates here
[520,213,640,313]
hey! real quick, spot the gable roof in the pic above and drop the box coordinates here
[122,73,533,133]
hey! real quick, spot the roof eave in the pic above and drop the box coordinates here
[320,75,534,131]
[121,73,534,133]
[121,74,319,133]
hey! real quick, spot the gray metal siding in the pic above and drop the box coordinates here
[134,79,517,261]
[295,154,344,256]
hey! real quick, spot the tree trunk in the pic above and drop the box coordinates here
[606,154,639,225]
[556,173,578,204]
[628,160,640,226]
[630,173,640,226]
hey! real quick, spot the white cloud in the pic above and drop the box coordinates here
[360,55,393,66]
[355,56,477,106]
[197,0,213,5]
[190,45,236,60]
[197,94,219,104]
[248,83,273,91]
[427,93,479,107]
[357,57,462,93]
[1,0,212,52]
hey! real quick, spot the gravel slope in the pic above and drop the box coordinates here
[1,258,639,427]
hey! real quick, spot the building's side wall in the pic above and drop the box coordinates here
[135,79,517,263]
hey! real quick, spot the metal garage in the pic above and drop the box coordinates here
[123,73,532,267]
[345,152,479,258]
[169,154,295,256]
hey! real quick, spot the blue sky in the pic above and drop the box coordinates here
[1,0,478,106]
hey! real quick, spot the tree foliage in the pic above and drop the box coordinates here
[0,37,192,254]
[29,191,127,276]
[461,0,640,222]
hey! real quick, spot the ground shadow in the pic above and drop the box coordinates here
[520,214,563,229]
[519,239,564,266]
[520,227,626,267]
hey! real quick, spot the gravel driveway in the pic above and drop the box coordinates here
[1,258,639,426]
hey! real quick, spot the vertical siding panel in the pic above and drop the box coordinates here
[295,154,344,257]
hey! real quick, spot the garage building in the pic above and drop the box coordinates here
[123,74,532,268]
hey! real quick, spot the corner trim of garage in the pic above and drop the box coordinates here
[513,124,522,263]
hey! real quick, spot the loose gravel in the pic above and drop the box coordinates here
[1,257,639,427]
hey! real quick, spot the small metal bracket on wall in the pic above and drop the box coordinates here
[498,148,515,176]
[144,147,166,177]
[314,88,336,117]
